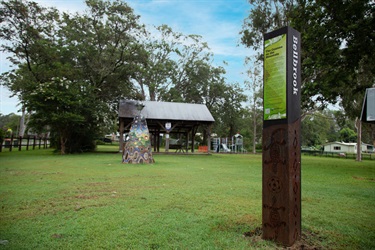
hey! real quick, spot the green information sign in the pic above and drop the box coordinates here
[264,34,287,120]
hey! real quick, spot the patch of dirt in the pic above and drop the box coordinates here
[85,182,108,186]
[51,234,63,239]
[352,176,375,182]
[75,194,99,200]
[243,227,327,249]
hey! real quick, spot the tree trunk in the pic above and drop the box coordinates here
[60,136,67,155]
[356,118,362,162]
[253,109,257,154]
[19,107,26,137]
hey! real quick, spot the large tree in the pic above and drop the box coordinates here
[132,25,179,101]
[209,83,247,138]
[290,0,375,117]
[244,58,262,153]
[241,0,375,117]
[301,110,338,147]
[0,0,145,153]
[57,0,145,106]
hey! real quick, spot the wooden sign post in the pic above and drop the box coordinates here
[262,26,301,246]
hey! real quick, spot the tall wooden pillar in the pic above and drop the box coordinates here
[262,26,301,246]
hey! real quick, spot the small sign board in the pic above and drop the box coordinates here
[165,122,172,131]
[361,88,375,123]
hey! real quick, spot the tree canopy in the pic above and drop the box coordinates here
[241,0,375,118]
[0,0,146,153]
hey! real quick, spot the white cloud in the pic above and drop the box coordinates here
[127,0,253,83]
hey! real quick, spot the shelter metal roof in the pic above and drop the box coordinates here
[323,141,373,147]
[118,100,215,134]
[119,100,215,122]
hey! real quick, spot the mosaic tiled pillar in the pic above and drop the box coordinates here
[122,115,154,164]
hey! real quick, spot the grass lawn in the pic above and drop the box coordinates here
[0,145,374,249]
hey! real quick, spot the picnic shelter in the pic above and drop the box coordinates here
[118,100,215,153]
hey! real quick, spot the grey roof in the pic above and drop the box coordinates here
[119,100,215,122]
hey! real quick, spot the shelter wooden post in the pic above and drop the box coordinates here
[157,128,161,152]
[185,131,189,152]
[190,129,195,153]
[262,26,301,246]
[356,118,362,161]
[154,131,158,152]
[207,124,212,152]
[165,132,170,152]
[119,119,124,152]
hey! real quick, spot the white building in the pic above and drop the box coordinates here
[323,142,374,153]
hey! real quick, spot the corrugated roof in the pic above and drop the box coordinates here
[119,100,215,122]
[323,141,372,146]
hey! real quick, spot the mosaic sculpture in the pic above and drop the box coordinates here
[122,103,154,164]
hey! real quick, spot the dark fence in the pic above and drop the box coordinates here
[0,135,50,153]
[302,150,375,160]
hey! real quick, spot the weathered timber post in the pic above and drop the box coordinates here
[262,26,301,246]
[33,136,36,150]
[164,122,172,152]
[355,118,362,161]
[26,136,30,150]
[9,134,14,152]
[206,124,212,153]
[18,136,22,151]
[119,119,124,152]
[165,132,170,152]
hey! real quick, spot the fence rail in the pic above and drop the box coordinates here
[302,150,375,160]
[0,135,50,152]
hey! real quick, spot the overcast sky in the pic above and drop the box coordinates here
[0,0,253,115]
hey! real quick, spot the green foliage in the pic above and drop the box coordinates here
[210,83,248,138]
[132,25,181,101]
[243,60,263,153]
[301,111,338,147]
[288,0,374,115]
[241,0,375,118]
[0,113,20,134]
[339,127,357,143]
[0,0,144,153]
[241,0,293,52]
[292,0,375,115]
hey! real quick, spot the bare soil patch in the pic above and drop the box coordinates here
[243,227,328,249]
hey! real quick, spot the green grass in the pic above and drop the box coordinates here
[0,146,374,249]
